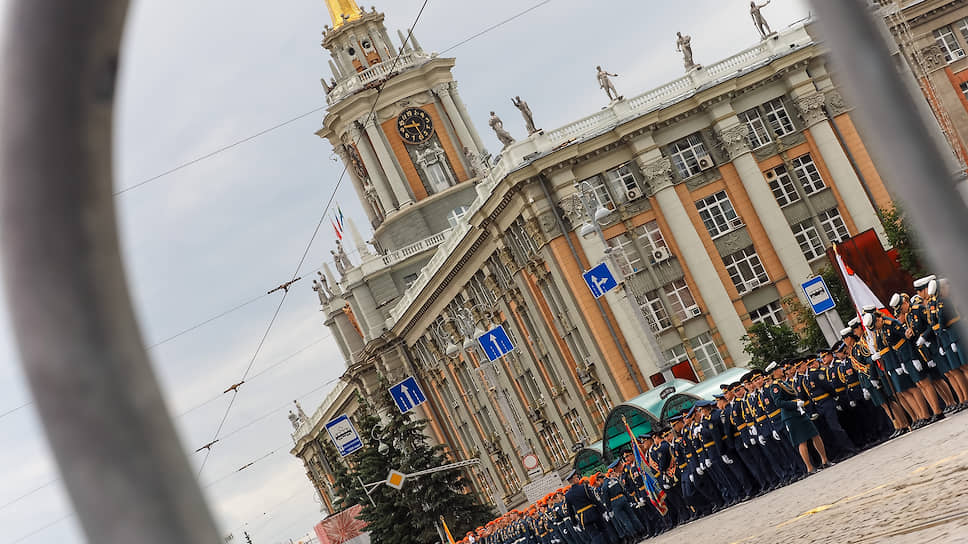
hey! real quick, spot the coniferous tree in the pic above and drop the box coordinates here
[322,388,493,544]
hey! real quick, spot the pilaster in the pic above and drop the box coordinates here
[362,116,414,208]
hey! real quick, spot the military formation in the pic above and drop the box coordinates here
[458,275,966,544]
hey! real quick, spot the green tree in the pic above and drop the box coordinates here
[741,322,802,370]
[783,295,827,353]
[323,389,493,544]
[877,204,926,277]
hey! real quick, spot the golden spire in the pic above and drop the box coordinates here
[325,0,364,29]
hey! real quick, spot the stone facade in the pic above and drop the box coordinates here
[292,5,898,514]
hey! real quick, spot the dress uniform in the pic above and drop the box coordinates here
[771,373,827,472]
[603,462,642,542]
[564,472,607,544]
[732,382,777,491]
[801,354,857,460]
[696,400,743,504]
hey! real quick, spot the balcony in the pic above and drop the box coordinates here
[327,52,429,104]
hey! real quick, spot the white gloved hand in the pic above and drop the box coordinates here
[689,474,695,483]
[835,403,844,412]
[913,360,924,372]
[574,526,583,533]
[896,367,904,376]
[871,379,880,388]
[772,429,781,441]
[863,389,871,400]
[952,343,959,353]
[663,483,671,490]
[940,346,946,356]
[849,400,857,407]
[749,437,757,446]
[916,336,926,347]
[749,425,758,436]
[705,458,713,469]
[927,360,937,368]
[721,454,732,464]
[871,352,881,361]
[758,435,767,446]
[796,399,805,409]
[696,465,704,476]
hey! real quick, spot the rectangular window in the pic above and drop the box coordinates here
[564,409,589,442]
[579,175,616,211]
[670,133,710,179]
[590,389,612,424]
[540,424,568,466]
[791,154,826,195]
[961,82,968,101]
[663,344,688,368]
[818,208,850,243]
[605,163,641,201]
[723,246,769,294]
[763,97,796,137]
[663,279,699,322]
[764,164,801,207]
[637,289,672,333]
[637,220,668,252]
[739,108,773,149]
[695,190,741,238]
[690,332,726,376]
[792,221,826,261]
[749,301,785,326]
[606,232,643,276]
[936,24,966,62]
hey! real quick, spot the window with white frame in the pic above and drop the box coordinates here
[606,232,643,276]
[792,221,826,261]
[723,246,769,294]
[936,24,966,63]
[638,289,672,332]
[763,97,796,137]
[670,133,710,179]
[749,301,785,326]
[494,453,521,491]
[564,409,589,442]
[791,154,827,195]
[696,190,741,238]
[637,220,669,253]
[663,279,699,322]
[765,164,801,207]
[590,389,612,424]
[447,206,469,228]
[606,163,641,201]
[663,344,689,368]
[540,424,569,466]
[579,175,616,211]
[739,108,773,149]
[690,332,726,376]
[818,208,850,243]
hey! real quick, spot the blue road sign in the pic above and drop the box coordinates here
[388,376,428,414]
[801,276,836,315]
[582,261,618,299]
[325,414,363,457]
[477,324,515,362]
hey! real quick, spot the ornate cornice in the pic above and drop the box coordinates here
[794,93,827,127]
[716,123,751,160]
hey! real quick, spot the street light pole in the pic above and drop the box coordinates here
[575,182,667,381]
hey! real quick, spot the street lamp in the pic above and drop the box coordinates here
[574,181,667,378]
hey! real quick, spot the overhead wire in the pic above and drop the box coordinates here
[194,0,430,475]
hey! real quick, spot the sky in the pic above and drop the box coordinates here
[0,1,812,543]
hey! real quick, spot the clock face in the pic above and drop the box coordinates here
[396,107,435,145]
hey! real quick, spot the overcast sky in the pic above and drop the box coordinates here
[0,1,812,543]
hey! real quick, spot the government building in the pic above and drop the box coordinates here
[291,0,903,514]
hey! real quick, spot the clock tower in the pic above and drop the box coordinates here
[316,2,487,252]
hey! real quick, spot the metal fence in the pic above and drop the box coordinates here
[0,1,966,543]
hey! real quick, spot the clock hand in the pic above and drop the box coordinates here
[402,121,421,130]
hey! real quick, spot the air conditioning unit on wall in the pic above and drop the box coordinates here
[697,153,715,171]
[652,247,671,263]
[626,187,640,201]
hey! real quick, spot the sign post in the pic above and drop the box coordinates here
[801,276,840,345]
[388,376,428,414]
[582,262,618,299]
[325,415,363,457]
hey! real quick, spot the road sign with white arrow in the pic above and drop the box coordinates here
[388,376,428,414]
[477,324,515,362]
[582,261,618,299]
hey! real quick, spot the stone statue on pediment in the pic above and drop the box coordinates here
[751,1,773,39]
[597,66,621,101]
[489,112,515,148]
[512,96,539,134]
[676,32,696,70]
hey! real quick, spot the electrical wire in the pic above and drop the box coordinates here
[439,0,552,54]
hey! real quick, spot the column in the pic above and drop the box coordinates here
[714,120,814,306]
[433,82,479,156]
[349,123,398,213]
[792,91,888,244]
[448,81,488,154]
[637,155,750,366]
[334,145,377,226]
[362,117,413,207]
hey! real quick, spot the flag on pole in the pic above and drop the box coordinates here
[332,218,342,240]
[623,416,667,515]
[337,205,345,230]
[834,246,883,347]
[439,516,456,544]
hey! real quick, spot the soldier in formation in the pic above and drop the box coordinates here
[460,275,965,544]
